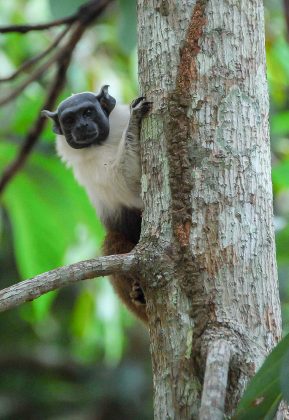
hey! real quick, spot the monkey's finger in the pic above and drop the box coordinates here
[131,96,146,109]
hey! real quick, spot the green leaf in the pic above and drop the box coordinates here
[272,160,289,191]
[234,333,289,419]
[280,347,289,402]
[276,226,289,264]
[71,288,95,339]
[271,111,289,136]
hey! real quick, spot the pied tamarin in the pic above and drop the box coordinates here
[42,85,151,323]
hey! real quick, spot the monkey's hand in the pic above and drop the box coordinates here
[130,96,152,119]
[123,96,152,147]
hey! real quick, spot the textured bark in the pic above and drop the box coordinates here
[137,0,282,418]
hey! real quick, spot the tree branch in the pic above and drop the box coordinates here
[0,16,77,33]
[199,340,231,420]
[0,253,136,313]
[0,25,71,83]
[0,0,112,33]
[0,0,103,35]
[0,0,113,108]
[0,44,70,107]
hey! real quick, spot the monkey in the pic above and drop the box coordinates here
[42,85,151,323]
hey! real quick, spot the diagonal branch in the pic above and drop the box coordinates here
[0,41,71,107]
[199,339,231,420]
[0,253,137,313]
[0,25,71,83]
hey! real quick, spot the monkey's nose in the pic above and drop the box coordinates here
[76,122,88,131]
[73,126,99,144]
[74,124,89,139]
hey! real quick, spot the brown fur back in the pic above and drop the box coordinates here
[102,231,147,323]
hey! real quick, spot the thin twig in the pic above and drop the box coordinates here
[0,253,136,313]
[0,0,113,194]
[0,37,72,107]
[0,15,77,34]
[0,0,110,33]
[0,25,71,83]
[199,339,231,420]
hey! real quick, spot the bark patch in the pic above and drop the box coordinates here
[177,0,208,94]
[175,221,191,247]
[195,204,237,277]
[166,99,192,243]
[264,305,281,341]
[198,245,237,278]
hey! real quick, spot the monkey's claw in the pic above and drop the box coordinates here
[131,96,146,108]
[130,96,152,118]
[130,281,146,306]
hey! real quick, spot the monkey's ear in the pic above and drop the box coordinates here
[96,85,116,116]
[41,109,63,135]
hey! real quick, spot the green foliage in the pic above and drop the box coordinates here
[272,159,289,191]
[271,111,289,137]
[280,347,289,402]
[265,0,289,340]
[49,0,87,18]
[0,142,105,320]
[234,333,289,419]
[117,0,137,54]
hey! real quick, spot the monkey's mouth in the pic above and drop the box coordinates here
[67,133,100,149]
[73,132,98,145]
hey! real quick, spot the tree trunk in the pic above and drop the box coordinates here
[137,0,282,418]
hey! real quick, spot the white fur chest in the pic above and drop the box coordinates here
[57,138,142,218]
[71,144,142,219]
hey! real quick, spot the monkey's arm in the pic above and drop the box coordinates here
[115,97,151,195]
[104,98,151,323]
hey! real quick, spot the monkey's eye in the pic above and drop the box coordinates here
[62,115,74,126]
[83,108,94,118]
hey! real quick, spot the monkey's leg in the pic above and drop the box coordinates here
[109,273,147,323]
[102,231,147,323]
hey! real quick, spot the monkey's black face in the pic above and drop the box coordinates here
[42,86,116,150]
[59,98,109,149]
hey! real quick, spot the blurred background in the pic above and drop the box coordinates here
[0,0,288,418]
